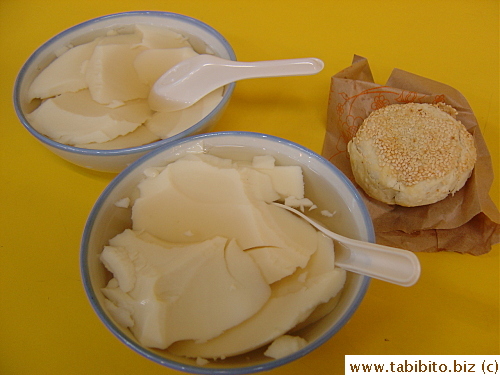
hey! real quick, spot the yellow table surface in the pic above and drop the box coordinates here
[1,0,498,374]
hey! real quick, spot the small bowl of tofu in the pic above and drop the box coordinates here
[81,131,373,374]
[13,11,236,173]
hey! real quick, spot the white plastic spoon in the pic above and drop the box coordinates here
[273,203,421,287]
[149,54,324,112]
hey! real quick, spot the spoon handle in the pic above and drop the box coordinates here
[332,237,421,287]
[150,55,324,112]
[209,56,325,81]
[273,203,421,287]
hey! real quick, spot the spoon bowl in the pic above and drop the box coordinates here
[149,55,324,112]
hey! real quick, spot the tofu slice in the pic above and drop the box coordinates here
[26,90,151,145]
[135,24,192,49]
[131,155,317,259]
[86,43,149,104]
[28,40,98,100]
[101,231,271,349]
[144,87,223,139]
[168,232,345,359]
[258,165,305,199]
[134,47,199,85]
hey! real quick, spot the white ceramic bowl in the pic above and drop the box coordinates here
[81,131,373,374]
[13,11,236,173]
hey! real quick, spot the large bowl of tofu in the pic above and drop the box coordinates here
[81,131,373,374]
[13,11,236,173]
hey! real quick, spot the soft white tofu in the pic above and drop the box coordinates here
[134,47,199,85]
[144,87,223,139]
[28,40,98,100]
[26,90,151,145]
[86,43,149,104]
[168,232,345,359]
[101,231,270,349]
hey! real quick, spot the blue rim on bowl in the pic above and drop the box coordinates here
[80,131,373,374]
[13,11,236,158]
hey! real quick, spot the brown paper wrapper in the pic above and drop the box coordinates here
[322,55,500,255]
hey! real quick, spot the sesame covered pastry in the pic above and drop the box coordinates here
[347,103,477,207]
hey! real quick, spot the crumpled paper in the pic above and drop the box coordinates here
[321,55,500,254]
